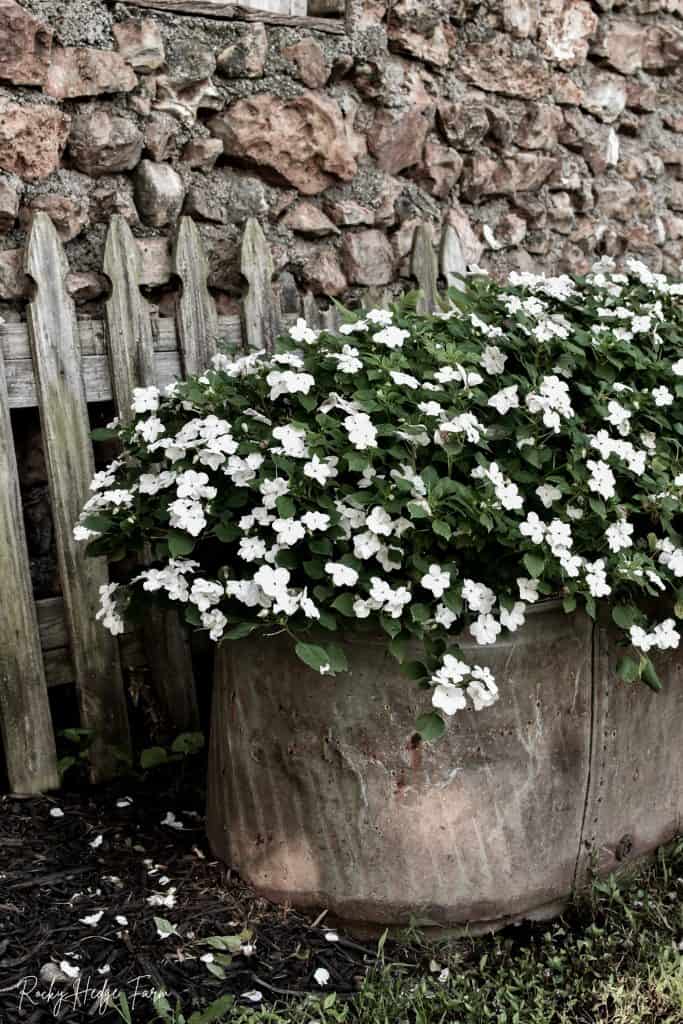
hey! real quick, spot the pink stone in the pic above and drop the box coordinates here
[282,37,329,89]
[538,0,598,68]
[0,102,69,182]
[113,18,165,73]
[45,47,137,100]
[209,92,362,196]
[342,229,394,286]
[282,201,338,236]
[0,0,52,86]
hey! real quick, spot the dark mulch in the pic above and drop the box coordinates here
[0,768,376,1023]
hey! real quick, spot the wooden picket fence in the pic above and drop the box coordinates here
[0,212,464,795]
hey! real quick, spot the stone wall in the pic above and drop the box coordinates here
[1,0,683,322]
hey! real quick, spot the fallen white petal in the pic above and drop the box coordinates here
[50,807,65,819]
[161,812,184,830]
[79,911,104,927]
[324,931,339,943]
[314,967,330,987]
[89,835,104,849]
[59,960,80,979]
[241,990,263,1003]
[115,915,128,927]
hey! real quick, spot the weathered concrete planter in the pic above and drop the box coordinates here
[207,603,683,930]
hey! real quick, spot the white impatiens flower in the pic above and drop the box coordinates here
[432,681,467,716]
[606,400,631,436]
[273,518,306,546]
[480,345,507,375]
[421,565,451,598]
[238,536,267,562]
[344,412,378,450]
[656,538,683,577]
[389,370,420,389]
[499,602,526,632]
[301,510,331,532]
[325,562,359,587]
[436,413,484,445]
[366,308,393,326]
[517,577,539,603]
[366,506,394,537]
[461,579,496,614]
[260,476,289,509]
[586,459,616,501]
[135,416,166,444]
[201,608,227,642]
[267,370,315,400]
[470,613,502,645]
[584,559,611,598]
[176,470,216,501]
[131,386,160,414]
[96,583,125,636]
[272,424,309,459]
[488,385,519,415]
[169,498,206,537]
[332,345,363,374]
[653,618,680,650]
[435,604,458,629]
[467,667,499,710]
[373,325,410,349]
[672,358,683,376]
[519,511,546,545]
[190,579,224,612]
[289,317,319,345]
[605,519,633,553]
[303,454,339,486]
[652,385,674,407]
[536,484,562,508]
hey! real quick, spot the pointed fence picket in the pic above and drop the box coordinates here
[0,214,448,793]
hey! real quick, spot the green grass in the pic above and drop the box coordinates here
[128,840,683,1024]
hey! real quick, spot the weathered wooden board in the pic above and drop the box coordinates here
[1,315,245,409]
[25,214,131,782]
[0,349,59,794]
[120,0,345,32]
[174,217,218,376]
[104,215,156,423]
[411,224,439,314]
[105,217,199,735]
[440,224,466,292]
[241,217,282,352]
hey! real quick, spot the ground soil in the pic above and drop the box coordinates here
[0,765,375,1022]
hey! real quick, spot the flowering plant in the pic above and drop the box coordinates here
[76,256,683,737]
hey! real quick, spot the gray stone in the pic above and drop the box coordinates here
[134,160,186,227]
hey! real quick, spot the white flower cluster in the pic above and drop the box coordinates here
[77,258,683,728]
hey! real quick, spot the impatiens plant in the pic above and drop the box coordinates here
[75,256,683,737]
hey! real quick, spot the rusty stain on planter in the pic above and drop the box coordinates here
[207,602,683,930]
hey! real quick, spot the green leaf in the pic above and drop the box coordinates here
[433,519,452,540]
[168,530,195,557]
[140,746,168,770]
[214,522,239,543]
[523,553,545,579]
[388,632,410,662]
[380,615,402,639]
[410,603,430,624]
[407,500,430,519]
[189,996,235,1024]
[641,657,662,692]
[153,916,177,938]
[616,655,640,684]
[415,712,445,742]
[402,660,429,682]
[90,426,119,441]
[295,642,348,675]
[331,593,355,617]
[562,594,577,614]
[276,495,296,518]
[82,514,113,533]
[171,731,205,756]
[612,604,637,630]
[222,622,257,640]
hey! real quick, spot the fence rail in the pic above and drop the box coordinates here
[0,211,463,794]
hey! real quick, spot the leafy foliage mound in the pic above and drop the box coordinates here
[77,257,683,731]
